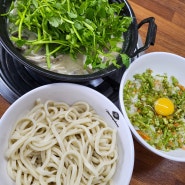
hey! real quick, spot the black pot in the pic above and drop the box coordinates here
[0,0,157,83]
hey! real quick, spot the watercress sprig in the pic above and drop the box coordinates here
[5,0,132,70]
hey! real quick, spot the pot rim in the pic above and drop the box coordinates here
[0,0,138,82]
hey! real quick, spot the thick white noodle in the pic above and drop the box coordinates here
[6,100,118,185]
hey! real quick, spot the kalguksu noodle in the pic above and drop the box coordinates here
[6,100,118,185]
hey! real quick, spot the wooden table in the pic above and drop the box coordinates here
[1,0,185,184]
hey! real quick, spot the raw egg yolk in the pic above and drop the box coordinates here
[154,98,174,116]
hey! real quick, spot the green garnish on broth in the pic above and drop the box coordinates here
[3,0,132,70]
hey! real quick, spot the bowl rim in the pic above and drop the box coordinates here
[119,51,185,162]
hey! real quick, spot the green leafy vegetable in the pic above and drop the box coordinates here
[4,0,132,70]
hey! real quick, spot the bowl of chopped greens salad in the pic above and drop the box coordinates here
[0,0,156,82]
[119,52,185,162]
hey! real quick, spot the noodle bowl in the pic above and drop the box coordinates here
[0,83,134,185]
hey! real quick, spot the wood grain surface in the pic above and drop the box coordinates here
[1,0,185,184]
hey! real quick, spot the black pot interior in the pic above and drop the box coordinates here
[0,0,138,82]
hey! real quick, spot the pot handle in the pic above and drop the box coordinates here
[131,17,157,57]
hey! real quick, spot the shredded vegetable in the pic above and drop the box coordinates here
[123,69,185,151]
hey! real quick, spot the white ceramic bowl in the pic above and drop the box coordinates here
[0,83,134,185]
[119,51,185,162]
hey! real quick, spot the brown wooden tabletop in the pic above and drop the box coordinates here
[1,0,185,184]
